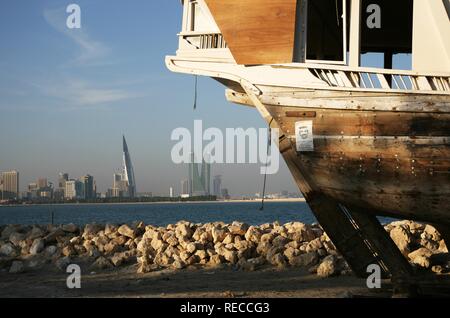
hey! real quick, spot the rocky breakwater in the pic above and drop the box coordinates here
[0,220,448,277]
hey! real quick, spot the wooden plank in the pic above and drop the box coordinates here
[204,0,297,65]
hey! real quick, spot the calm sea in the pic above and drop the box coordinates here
[0,201,317,226]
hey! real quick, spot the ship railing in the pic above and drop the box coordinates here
[179,31,227,50]
[308,66,450,93]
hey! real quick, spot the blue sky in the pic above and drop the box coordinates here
[0,0,299,196]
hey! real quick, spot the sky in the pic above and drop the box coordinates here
[0,1,412,196]
[0,0,301,196]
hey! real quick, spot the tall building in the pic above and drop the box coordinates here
[58,173,69,191]
[122,135,137,198]
[180,179,189,196]
[79,175,95,200]
[213,175,222,197]
[189,152,211,196]
[1,170,19,200]
[169,187,174,198]
[37,178,48,189]
[111,172,128,198]
[65,180,83,200]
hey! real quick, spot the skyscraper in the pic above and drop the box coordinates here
[181,179,189,196]
[189,152,211,196]
[1,171,19,200]
[213,175,222,197]
[122,135,137,198]
[79,175,95,200]
[37,178,48,189]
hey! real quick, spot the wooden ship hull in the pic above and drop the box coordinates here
[167,0,450,285]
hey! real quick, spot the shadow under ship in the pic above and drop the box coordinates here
[166,0,450,292]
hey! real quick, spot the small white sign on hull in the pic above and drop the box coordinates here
[295,121,314,152]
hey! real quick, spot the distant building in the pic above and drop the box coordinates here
[122,135,137,198]
[169,187,174,198]
[1,170,19,200]
[189,152,211,196]
[111,172,129,198]
[221,188,230,200]
[65,180,83,200]
[79,175,95,200]
[37,178,48,189]
[180,179,189,197]
[57,173,69,196]
[213,175,222,197]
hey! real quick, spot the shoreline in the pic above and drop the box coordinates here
[0,198,307,208]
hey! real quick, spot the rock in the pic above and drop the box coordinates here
[423,225,441,242]
[222,249,238,264]
[104,224,118,237]
[82,224,103,240]
[432,265,443,274]
[62,223,79,233]
[256,241,271,255]
[9,232,25,247]
[0,243,16,257]
[175,223,193,240]
[44,228,65,244]
[438,240,448,253]
[317,255,338,278]
[62,245,76,257]
[305,238,323,253]
[289,252,319,267]
[118,224,136,239]
[29,238,45,255]
[172,259,186,270]
[408,247,433,260]
[55,256,71,271]
[270,253,287,267]
[44,245,58,256]
[151,238,167,252]
[1,225,20,240]
[104,241,122,255]
[408,248,433,268]
[110,251,135,267]
[245,226,262,244]
[390,226,411,256]
[9,261,24,274]
[208,254,223,267]
[186,242,198,254]
[222,234,234,245]
[91,256,113,270]
[212,227,227,243]
[272,235,289,247]
[229,222,249,236]
[283,247,300,261]
[27,227,45,240]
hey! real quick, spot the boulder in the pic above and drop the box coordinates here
[62,223,79,233]
[118,224,136,239]
[55,256,71,271]
[175,223,193,240]
[0,243,16,257]
[44,245,58,256]
[9,261,24,274]
[423,225,441,242]
[269,253,287,267]
[110,251,136,267]
[222,249,238,264]
[272,235,290,247]
[9,232,25,247]
[1,225,21,240]
[27,227,45,240]
[211,227,227,244]
[208,254,223,267]
[104,224,119,237]
[229,222,249,236]
[44,228,65,244]
[317,255,338,278]
[62,245,76,257]
[91,256,113,270]
[245,226,262,244]
[289,252,319,267]
[82,224,103,240]
[29,238,45,255]
[103,241,122,255]
[390,226,411,256]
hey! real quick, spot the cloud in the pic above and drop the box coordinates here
[31,77,139,109]
[43,6,109,65]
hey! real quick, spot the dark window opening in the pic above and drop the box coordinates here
[360,0,413,70]
[307,0,345,61]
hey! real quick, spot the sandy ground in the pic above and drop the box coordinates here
[0,262,391,298]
